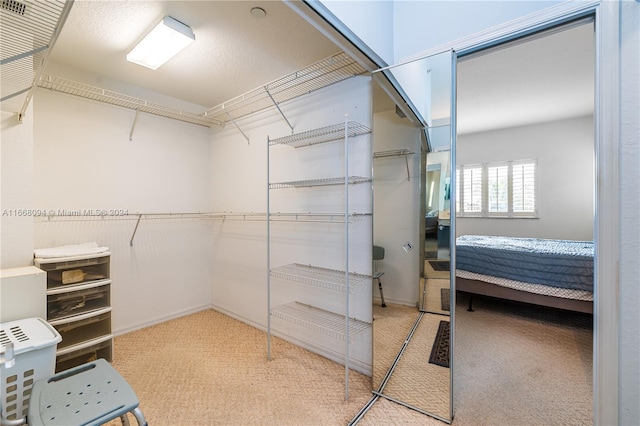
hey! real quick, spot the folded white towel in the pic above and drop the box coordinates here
[34,242,109,259]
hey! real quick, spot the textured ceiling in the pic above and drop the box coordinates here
[44,2,593,134]
[47,1,341,109]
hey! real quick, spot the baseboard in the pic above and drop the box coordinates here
[113,304,213,336]
[209,304,268,333]
[373,296,418,308]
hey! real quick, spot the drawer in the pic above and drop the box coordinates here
[50,309,112,351]
[45,262,109,289]
[47,281,110,321]
[55,335,113,373]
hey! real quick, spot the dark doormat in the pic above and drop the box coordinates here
[429,260,450,271]
[441,288,450,311]
[429,321,450,368]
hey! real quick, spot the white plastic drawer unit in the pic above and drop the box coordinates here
[54,335,113,373]
[48,308,112,352]
[46,280,111,321]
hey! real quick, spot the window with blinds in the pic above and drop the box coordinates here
[456,160,537,218]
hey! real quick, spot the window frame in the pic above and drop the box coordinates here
[456,159,538,218]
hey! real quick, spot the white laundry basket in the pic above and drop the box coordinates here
[1,317,61,422]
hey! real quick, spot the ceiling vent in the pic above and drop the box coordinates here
[1,0,26,16]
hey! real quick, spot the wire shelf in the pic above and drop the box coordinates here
[37,76,221,127]
[1,0,71,114]
[202,52,367,125]
[270,263,370,293]
[270,301,371,342]
[269,121,371,148]
[373,149,414,158]
[269,176,371,189]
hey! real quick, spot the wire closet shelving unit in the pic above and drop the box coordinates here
[34,51,367,138]
[267,118,372,400]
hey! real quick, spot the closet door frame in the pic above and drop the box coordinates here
[440,2,618,424]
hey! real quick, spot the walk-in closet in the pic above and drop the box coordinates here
[2,1,635,425]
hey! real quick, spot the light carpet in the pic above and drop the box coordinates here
[108,296,593,426]
[109,310,372,426]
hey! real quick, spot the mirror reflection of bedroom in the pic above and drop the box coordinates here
[453,20,595,425]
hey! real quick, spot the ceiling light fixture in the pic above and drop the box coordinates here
[127,16,195,70]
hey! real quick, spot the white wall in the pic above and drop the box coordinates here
[373,110,421,306]
[209,76,373,374]
[393,1,563,62]
[33,90,213,334]
[456,116,594,241]
[1,106,35,269]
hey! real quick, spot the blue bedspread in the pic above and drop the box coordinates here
[456,235,594,291]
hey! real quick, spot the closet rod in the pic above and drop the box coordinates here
[36,211,371,222]
[37,212,214,222]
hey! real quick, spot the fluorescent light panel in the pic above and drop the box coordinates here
[127,16,195,70]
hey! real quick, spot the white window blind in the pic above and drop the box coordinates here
[456,159,537,218]
[462,165,483,213]
[512,162,536,213]
[487,164,509,213]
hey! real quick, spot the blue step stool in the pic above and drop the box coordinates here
[27,359,147,426]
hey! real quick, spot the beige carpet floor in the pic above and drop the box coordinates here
[109,310,372,426]
[108,295,593,426]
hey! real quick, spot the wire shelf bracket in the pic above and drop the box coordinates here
[373,149,415,181]
[129,110,139,141]
[265,87,294,134]
[225,111,250,144]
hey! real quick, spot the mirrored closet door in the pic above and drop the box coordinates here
[372,50,455,423]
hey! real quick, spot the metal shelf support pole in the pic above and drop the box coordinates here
[267,136,272,361]
[344,115,350,401]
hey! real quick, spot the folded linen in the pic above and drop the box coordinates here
[34,242,109,259]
